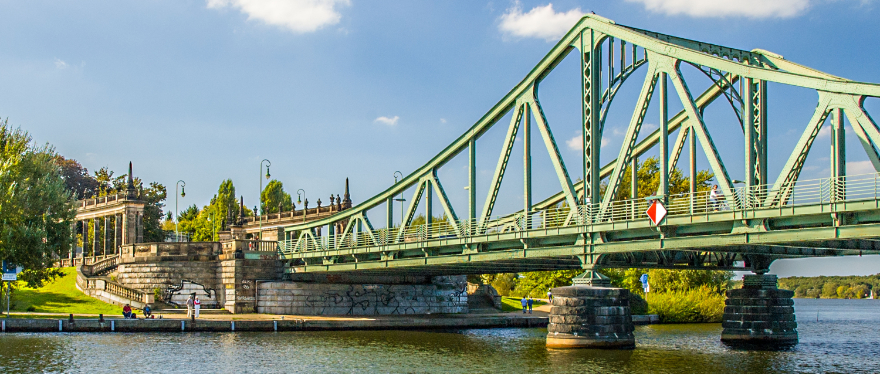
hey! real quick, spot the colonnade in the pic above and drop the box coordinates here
[71,209,143,261]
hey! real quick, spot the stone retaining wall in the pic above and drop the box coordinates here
[257,275,468,315]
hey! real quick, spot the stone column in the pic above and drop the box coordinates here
[546,271,635,349]
[721,274,797,347]
[114,214,120,254]
[81,220,87,259]
[91,218,97,261]
[136,212,143,243]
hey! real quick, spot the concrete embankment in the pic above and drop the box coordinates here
[1,315,548,333]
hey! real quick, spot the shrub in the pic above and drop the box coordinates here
[26,305,36,312]
[646,286,725,323]
[153,287,163,302]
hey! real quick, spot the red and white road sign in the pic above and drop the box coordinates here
[646,200,667,225]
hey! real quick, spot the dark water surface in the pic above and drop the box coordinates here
[1,299,879,373]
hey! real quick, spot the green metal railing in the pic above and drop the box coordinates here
[280,173,880,255]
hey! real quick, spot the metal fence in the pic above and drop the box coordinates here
[280,173,880,254]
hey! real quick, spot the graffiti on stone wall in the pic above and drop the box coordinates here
[301,279,468,315]
[165,280,218,308]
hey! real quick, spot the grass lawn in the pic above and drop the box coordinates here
[500,296,547,312]
[6,267,121,315]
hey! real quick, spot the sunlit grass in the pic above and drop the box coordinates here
[8,267,121,315]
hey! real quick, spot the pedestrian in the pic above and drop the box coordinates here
[186,295,194,318]
[527,297,533,314]
[520,297,527,314]
[194,295,201,318]
[709,185,722,211]
[547,289,552,301]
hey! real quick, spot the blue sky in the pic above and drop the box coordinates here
[1,0,879,277]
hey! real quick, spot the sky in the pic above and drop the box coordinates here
[1,0,879,278]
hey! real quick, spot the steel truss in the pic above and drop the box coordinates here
[278,14,880,276]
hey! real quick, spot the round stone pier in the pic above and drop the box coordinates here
[721,274,798,348]
[546,286,634,349]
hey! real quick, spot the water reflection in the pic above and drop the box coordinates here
[0,299,878,373]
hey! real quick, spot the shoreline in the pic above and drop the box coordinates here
[0,314,660,333]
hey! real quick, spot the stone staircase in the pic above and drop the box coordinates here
[76,255,154,309]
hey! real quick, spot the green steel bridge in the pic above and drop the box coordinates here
[278,15,880,278]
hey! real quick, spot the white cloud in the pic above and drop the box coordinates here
[374,116,399,126]
[440,118,447,124]
[566,134,609,150]
[847,160,876,175]
[54,58,68,70]
[624,0,811,18]
[207,0,350,33]
[498,3,584,41]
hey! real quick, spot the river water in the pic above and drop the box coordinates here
[1,299,878,373]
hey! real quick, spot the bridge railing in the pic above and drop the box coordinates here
[279,172,880,254]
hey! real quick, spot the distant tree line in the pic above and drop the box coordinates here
[777,274,880,299]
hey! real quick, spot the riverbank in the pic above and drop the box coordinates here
[2,313,547,333]
[0,313,660,333]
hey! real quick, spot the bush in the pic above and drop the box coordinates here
[26,305,36,312]
[630,293,648,315]
[153,287,163,302]
[646,286,725,323]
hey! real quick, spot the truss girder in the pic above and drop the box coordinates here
[279,15,880,279]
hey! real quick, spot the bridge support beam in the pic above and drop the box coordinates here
[546,269,634,349]
[721,274,798,348]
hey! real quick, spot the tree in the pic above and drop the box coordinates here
[602,156,715,201]
[214,179,237,228]
[0,120,76,287]
[139,181,167,243]
[53,156,98,199]
[261,180,293,214]
[512,270,581,297]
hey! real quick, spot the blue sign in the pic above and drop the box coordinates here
[1,261,15,274]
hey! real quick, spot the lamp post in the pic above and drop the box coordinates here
[209,211,216,242]
[259,159,271,241]
[175,180,186,242]
[393,171,405,226]
[297,189,307,207]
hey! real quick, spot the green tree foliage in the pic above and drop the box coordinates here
[602,268,731,296]
[602,156,715,200]
[53,156,98,199]
[140,181,168,243]
[481,273,518,296]
[779,274,879,299]
[175,180,246,242]
[261,179,293,214]
[511,270,581,297]
[0,120,76,287]
[214,179,238,228]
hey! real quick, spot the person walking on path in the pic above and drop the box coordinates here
[527,297,534,314]
[194,296,201,318]
[547,290,552,301]
[185,295,194,318]
[520,297,528,314]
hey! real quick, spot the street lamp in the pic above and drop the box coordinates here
[175,180,185,242]
[297,189,306,205]
[259,159,271,241]
[209,211,216,242]
[393,171,405,226]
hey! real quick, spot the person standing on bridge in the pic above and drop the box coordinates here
[520,297,527,314]
[186,295,194,318]
[710,185,723,211]
[194,295,201,318]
